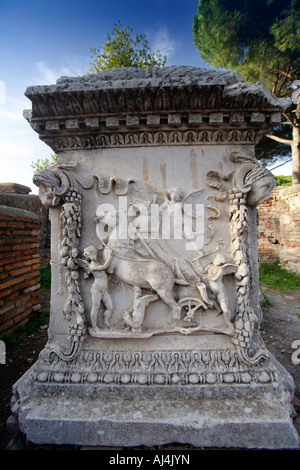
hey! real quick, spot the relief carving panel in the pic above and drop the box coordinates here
[33,145,275,370]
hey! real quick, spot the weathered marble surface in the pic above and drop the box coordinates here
[12,66,299,448]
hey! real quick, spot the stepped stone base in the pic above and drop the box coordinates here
[11,355,299,449]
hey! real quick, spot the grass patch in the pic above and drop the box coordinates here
[274,175,292,186]
[0,309,49,351]
[40,266,51,290]
[259,262,300,292]
[260,293,270,310]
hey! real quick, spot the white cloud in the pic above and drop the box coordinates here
[0,107,24,122]
[33,61,59,85]
[152,27,178,61]
[0,55,90,192]
[268,160,293,176]
[0,92,51,192]
[32,57,90,85]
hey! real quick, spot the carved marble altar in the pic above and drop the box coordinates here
[12,67,299,448]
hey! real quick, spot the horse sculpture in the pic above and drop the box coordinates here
[94,208,184,319]
[103,244,182,320]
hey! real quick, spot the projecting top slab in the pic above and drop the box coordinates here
[26,66,244,92]
[24,65,289,112]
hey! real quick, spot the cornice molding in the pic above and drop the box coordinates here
[41,128,268,153]
[23,66,289,152]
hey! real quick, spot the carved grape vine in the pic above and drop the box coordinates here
[230,187,268,365]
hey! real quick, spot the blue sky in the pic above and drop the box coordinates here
[0,0,292,193]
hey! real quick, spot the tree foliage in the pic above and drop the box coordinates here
[274,174,292,186]
[31,23,167,173]
[255,122,292,165]
[193,1,300,182]
[31,154,58,173]
[193,0,300,96]
[90,20,167,72]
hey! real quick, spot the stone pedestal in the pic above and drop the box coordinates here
[12,67,299,448]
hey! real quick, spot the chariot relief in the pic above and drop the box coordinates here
[33,148,275,366]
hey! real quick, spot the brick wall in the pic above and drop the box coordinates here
[0,184,50,269]
[258,184,300,274]
[0,205,41,334]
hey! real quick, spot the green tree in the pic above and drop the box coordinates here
[90,20,167,72]
[31,154,58,173]
[193,0,300,184]
[274,174,292,186]
[31,23,166,174]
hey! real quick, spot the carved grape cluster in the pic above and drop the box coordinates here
[230,188,262,361]
[60,187,85,330]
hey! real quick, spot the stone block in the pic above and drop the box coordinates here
[188,114,202,126]
[65,119,79,131]
[147,115,160,128]
[85,117,99,129]
[106,117,119,129]
[126,115,139,128]
[168,114,181,127]
[209,113,223,125]
[14,66,298,449]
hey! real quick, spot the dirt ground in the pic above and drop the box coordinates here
[0,286,300,450]
[259,286,300,399]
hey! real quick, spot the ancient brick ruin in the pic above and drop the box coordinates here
[258,184,300,274]
[0,183,47,334]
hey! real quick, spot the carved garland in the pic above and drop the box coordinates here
[32,165,87,361]
[46,184,87,362]
[230,186,268,365]
[59,186,87,358]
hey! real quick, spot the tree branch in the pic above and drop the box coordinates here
[269,158,292,171]
[277,57,292,96]
[266,134,293,145]
[279,69,295,81]
[272,62,280,94]
[282,112,297,127]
